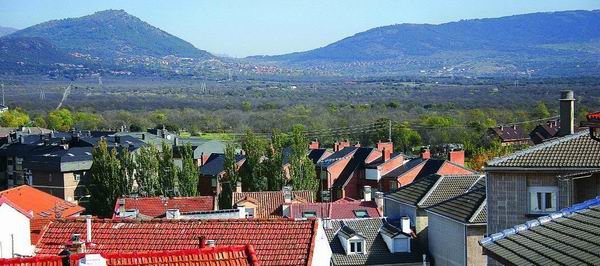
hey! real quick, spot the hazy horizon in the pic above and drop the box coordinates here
[1,0,600,57]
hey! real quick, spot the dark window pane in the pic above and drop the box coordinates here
[537,192,542,210]
[545,192,553,209]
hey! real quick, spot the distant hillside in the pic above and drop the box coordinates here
[255,10,600,77]
[0,37,82,74]
[0,26,17,37]
[9,10,213,61]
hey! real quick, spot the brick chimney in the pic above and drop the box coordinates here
[448,150,465,166]
[333,140,351,152]
[558,90,575,137]
[376,141,393,153]
[382,147,391,162]
[309,139,319,150]
[420,148,431,160]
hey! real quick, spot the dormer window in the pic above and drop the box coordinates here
[354,210,369,218]
[245,207,255,218]
[302,211,317,218]
[349,240,364,254]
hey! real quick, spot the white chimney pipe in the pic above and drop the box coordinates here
[401,216,411,234]
[363,186,372,201]
[374,192,384,211]
[422,254,427,266]
[86,215,92,243]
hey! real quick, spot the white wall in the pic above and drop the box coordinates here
[427,212,465,266]
[312,220,332,266]
[0,204,33,258]
[384,199,417,226]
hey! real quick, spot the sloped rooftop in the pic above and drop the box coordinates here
[113,196,215,218]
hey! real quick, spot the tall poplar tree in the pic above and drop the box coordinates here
[158,141,178,196]
[219,143,238,209]
[89,139,123,217]
[178,143,198,196]
[136,145,160,196]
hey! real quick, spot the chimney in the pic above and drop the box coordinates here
[376,141,393,153]
[375,192,384,212]
[69,233,86,254]
[86,215,92,243]
[401,216,411,234]
[512,125,517,130]
[118,198,126,217]
[141,133,146,140]
[558,90,575,137]
[236,181,242,193]
[382,147,391,162]
[283,186,293,203]
[206,240,216,248]
[422,254,427,266]
[174,137,180,146]
[420,148,431,160]
[354,141,361,147]
[448,149,465,166]
[363,186,372,201]
[198,236,206,248]
[322,218,333,230]
[309,139,319,150]
[114,136,120,143]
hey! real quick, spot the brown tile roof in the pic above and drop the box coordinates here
[113,196,215,218]
[0,246,259,265]
[0,185,84,218]
[289,198,381,219]
[486,131,600,168]
[233,191,314,218]
[426,186,487,224]
[35,218,318,266]
[489,125,530,142]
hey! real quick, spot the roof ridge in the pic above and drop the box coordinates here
[480,196,600,246]
[416,175,445,207]
[468,199,487,224]
[486,130,589,167]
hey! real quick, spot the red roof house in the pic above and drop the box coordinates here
[0,245,260,265]
[232,190,314,218]
[0,185,84,218]
[34,218,326,266]
[113,196,215,219]
[287,197,382,219]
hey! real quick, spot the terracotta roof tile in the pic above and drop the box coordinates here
[35,218,316,266]
[30,218,53,245]
[587,111,600,121]
[0,246,259,265]
[113,196,215,218]
[232,191,314,218]
[0,185,84,218]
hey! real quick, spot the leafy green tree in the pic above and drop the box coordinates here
[74,112,103,129]
[240,130,267,191]
[47,108,74,131]
[178,143,199,196]
[287,125,318,195]
[88,139,125,217]
[264,130,285,190]
[534,102,551,118]
[136,145,160,196]
[158,141,178,196]
[0,109,30,127]
[394,122,422,152]
[219,143,238,209]
[33,116,48,128]
[118,147,136,194]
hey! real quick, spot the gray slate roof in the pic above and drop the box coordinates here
[480,197,600,265]
[325,218,423,266]
[486,130,600,168]
[385,174,483,208]
[426,185,487,224]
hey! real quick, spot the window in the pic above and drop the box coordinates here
[302,211,317,218]
[211,177,217,188]
[354,210,370,218]
[390,181,398,190]
[74,172,82,181]
[245,207,255,218]
[349,240,363,254]
[528,187,558,213]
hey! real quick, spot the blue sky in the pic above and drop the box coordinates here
[1,1,599,57]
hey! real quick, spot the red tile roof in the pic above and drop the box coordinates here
[289,198,381,219]
[35,218,317,266]
[113,196,215,218]
[0,185,84,218]
[0,196,33,218]
[588,111,600,121]
[0,246,259,265]
[30,218,53,245]
[232,191,314,218]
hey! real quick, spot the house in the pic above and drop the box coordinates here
[286,190,383,219]
[529,119,586,144]
[323,218,427,265]
[112,196,215,219]
[0,185,84,218]
[198,153,246,197]
[232,187,314,218]
[425,184,487,266]
[384,174,484,251]
[0,245,260,265]
[480,196,600,265]
[484,91,600,265]
[379,147,475,192]
[0,196,34,258]
[33,217,331,266]
[487,125,531,146]
[0,132,145,202]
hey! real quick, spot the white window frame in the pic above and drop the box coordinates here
[245,207,255,218]
[302,211,317,218]
[528,186,558,214]
[349,240,364,254]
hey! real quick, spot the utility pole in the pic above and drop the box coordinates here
[388,119,392,142]
[1,83,4,106]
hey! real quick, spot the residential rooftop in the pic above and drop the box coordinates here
[0,185,84,218]
[232,190,314,218]
[113,196,215,219]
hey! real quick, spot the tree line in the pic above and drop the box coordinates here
[87,140,198,216]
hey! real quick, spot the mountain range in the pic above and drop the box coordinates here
[2,9,600,78]
[0,26,17,37]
